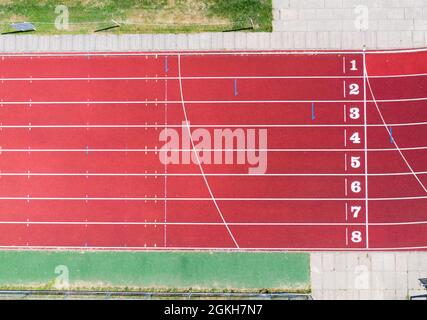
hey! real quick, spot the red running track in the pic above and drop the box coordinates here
[0,49,426,251]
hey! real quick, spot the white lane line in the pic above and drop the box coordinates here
[367,47,427,54]
[0,97,425,104]
[2,122,427,128]
[0,245,427,251]
[1,172,427,177]
[0,73,426,80]
[0,147,426,152]
[0,196,425,201]
[164,76,168,247]
[363,48,370,249]
[0,75,364,80]
[177,53,239,248]
[0,220,426,226]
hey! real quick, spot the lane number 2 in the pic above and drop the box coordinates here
[349,83,360,95]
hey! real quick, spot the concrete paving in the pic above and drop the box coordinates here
[311,252,427,300]
[0,0,426,51]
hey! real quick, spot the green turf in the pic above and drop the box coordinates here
[0,0,272,34]
[0,251,310,292]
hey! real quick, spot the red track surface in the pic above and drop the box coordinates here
[0,48,426,251]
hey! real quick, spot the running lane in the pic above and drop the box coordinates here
[0,50,425,250]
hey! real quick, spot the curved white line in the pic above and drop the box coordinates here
[177,53,239,248]
[366,69,427,193]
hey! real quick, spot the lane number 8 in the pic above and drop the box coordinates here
[351,231,362,243]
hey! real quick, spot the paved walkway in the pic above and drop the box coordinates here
[311,252,427,300]
[273,0,427,49]
[0,0,425,52]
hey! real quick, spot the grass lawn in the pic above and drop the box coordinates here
[0,0,272,34]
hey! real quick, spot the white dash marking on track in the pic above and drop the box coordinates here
[344,104,347,123]
[346,228,349,246]
[164,76,168,248]
[344,153,348,172]
[343,56,346,74]
[344,129,347,147]
[343,81,347,98]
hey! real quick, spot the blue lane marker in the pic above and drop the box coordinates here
[234,79,238,96]
[389,127,394,144]
[164,56,169,73]
[86,145,89,156]
[311,102,315,121]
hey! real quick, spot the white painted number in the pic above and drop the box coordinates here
[351,206,362,218]
[351,156,361,169]
[351,181,362,193]
[350,107,360,120]
[349,83,360,95]
[351,231,363,243]
[350,132,361,144]
[350,60,358,71]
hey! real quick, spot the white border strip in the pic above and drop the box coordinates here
[0,47,424,56]
[0,245,424,251]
